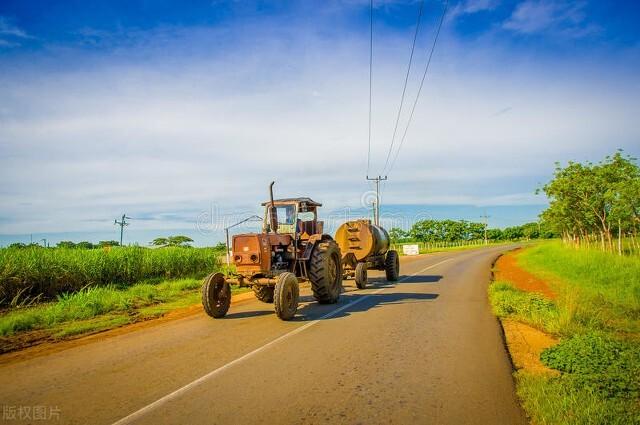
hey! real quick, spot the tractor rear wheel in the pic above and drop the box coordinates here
[385,250,400,281]
[309,240,342,304]
[202,272,231,318]
[253,285,274,303]
[274,272,299,320]
[355,262,368,289]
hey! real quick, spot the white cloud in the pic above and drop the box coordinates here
[503,0,599,38]
[0,17,638,234]
[0,16,30,48]
[448,0,499,21]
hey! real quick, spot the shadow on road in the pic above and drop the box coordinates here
[396,274,443,284]
[295,289,440,321]
[224,310,273,319]
[221,276,441,321]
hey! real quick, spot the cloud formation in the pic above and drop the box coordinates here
[0,2,638,236]
[503,0,599,38]
[0,16,30,48]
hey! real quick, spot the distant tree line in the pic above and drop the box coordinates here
[8,240,121,249]
[539,151,640,254]
[389,219,555,243]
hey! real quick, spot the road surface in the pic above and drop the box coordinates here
[0,246,526,425]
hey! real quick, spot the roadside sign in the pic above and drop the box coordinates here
[403,244,420,256]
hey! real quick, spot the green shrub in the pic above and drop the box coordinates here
[516,372,639,425]
[541,332,640,399]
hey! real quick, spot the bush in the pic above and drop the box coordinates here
[541,333,640,399]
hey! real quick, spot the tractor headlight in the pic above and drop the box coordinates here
[234,255,242,263]
[250,254,259,263]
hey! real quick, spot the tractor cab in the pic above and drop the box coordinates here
[261,197,323,240]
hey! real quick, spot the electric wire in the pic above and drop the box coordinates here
[381,0,425,175]
[366,0,374,177]
[385,0,449,177]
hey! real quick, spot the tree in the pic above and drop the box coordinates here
[76,241,95,249]
[151,236,194,247]
[539,151,640,252]
[151,237,169,247]
[167,236,194,247]
[98,240,120,248]
[213,242,227,251]
[389,228,408,242]
[57,241,76,248]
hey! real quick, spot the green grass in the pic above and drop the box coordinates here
[490,242,640,424]
[516,372,638,425]
[0,246,222,306]
[488,281,563,333]
[518,242,640,315]
[0,278,249,342]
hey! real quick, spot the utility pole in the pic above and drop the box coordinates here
[366,175,387,226]
[114,214,131,246]
[480,212,491,245]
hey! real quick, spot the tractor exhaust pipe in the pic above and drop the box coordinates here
[269,181,278,233]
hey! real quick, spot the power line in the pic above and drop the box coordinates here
[382,0,425,174]
[366,0,374,177]
[386,0,449,176]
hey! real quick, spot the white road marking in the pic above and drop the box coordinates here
[111,257,454,425]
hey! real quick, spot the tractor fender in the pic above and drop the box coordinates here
[300,234,334,261]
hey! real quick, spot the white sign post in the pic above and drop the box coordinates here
[402,244,420,256]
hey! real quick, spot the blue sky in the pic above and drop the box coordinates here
[1,1,639,246]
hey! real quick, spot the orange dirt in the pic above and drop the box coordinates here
[495,249,556,300]
[502,319,559,375]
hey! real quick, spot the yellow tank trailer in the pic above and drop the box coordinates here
[334,219,399,289]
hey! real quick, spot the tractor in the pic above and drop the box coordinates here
[202,182,343,320]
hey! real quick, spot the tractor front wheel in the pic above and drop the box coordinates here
[355,262,368,289]
[202,272,231,318]
[253,285,274,303]
[274,272,299,321]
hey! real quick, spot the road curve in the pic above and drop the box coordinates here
[0,246,526,425]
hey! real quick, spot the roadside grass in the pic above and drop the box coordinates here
[518,242,640,334]
[0,278,249,345]
[490,243,640,424]
[488,281,562,333]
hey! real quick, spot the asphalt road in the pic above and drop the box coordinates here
[0,246,526,425]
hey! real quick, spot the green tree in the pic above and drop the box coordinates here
[167,236,194,247]
[151,237,169,247]
[98,240,120,248]
[57,241,76,248]
[389,228,408,242]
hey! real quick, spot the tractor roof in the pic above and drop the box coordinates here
[261,197,322,207]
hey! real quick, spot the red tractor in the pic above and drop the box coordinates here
[202,182,343,320]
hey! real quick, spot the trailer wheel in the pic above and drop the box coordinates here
[385,250,400,281]
[309,240,342,304]
[202,272,231,318]
[253,285,274,303]
[274,272,299,321]
[355,262,368,289]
